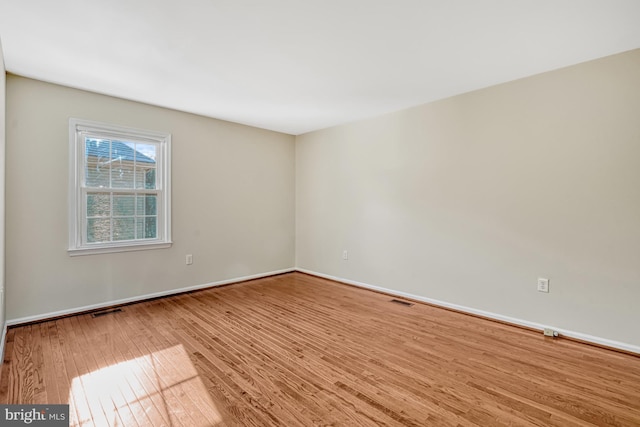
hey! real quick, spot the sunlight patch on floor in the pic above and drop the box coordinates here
[68,344,222,426]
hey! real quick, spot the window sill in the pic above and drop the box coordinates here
[68,241,172,257]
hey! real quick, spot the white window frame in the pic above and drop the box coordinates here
[68,118,172,256]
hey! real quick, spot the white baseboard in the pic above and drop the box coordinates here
[6,268,295,326]
[0,321,7,383]
[296,268,640,355]
[6,267,638,356]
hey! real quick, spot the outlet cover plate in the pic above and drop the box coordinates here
[537,278,549,293]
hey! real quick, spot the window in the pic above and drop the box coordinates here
[69,119,171,255]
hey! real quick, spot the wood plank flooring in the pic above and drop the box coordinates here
[1,272,639,426]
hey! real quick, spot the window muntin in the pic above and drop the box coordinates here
[69,119,171,255]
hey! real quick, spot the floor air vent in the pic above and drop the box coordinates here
[390,299,414,307]
[91,308,123,318]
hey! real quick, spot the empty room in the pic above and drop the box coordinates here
[0,1,639,426]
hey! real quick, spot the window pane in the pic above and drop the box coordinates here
[87,218,111,243]
[135,144,156,189]
[87,193,110,217]
[137,217,157,239]
[113,218,135,241]
[113,194,135,216]
[145,168,156,189]
[145,194,157,215]
[111,161,135,189]
[136,144,157,164]
[135,167,157,189]
[137,194,157,215]
[86,161,110,187]
[85,139,110,187]
[135,168,145,189]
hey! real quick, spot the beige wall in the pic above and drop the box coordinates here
[6,75,295,320]
[5,49,640,349]
[296,49,640,348]
[0,40,6,335]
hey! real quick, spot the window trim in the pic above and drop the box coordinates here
[68,118,172,256]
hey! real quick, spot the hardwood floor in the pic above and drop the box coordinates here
[1,272,639,426]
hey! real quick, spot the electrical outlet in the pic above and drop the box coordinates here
[186,254,193,265]
[342,250,348,260]
[537,278,549,293]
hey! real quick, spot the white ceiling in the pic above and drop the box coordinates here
[1,1,639,135]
